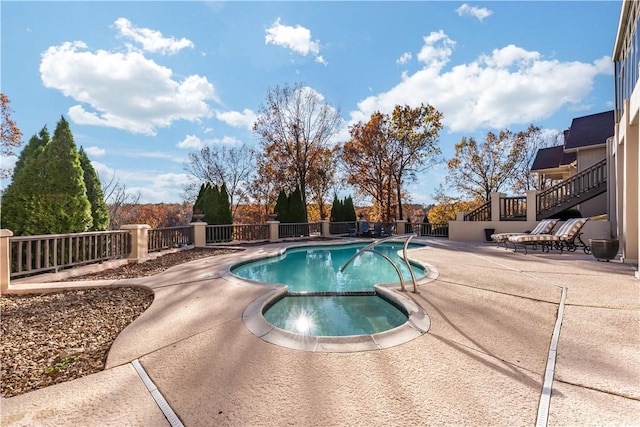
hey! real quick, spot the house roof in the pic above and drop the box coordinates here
[531,144,576,171]
[563,110,614,152]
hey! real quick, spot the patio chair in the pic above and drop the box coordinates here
[381,223,395,237]
[508,217,590,254]
[491,219,559,249]
[359,221,371,237]
[371,222,383,237]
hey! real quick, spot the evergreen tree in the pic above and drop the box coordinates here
[330,194,341,222]
[79,147,109,230]
[38,117,92,233]
[2,118,92,234]
[202,183,218,225]
[288,186,306,222]
[343,196,356,221]
[1,128,49,234]
[193,183,206,219]
[218,183,233,224]
[274,189,288,223]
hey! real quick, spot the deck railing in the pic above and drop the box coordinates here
[206,224,269,244]
[9,230,131,279]
[500,196,527,221]
[416,223,449,237]
[536,159,607,215]
[463,202,491,221]
[148,226,193,252]
[278,222,317,238]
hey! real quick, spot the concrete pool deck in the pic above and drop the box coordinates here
[2,238,639,426]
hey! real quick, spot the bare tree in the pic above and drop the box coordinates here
[511,126,561,193]
[253,83,343,220]
[307,146,339,220]
[101,172,141,229]
[183,144,256,220]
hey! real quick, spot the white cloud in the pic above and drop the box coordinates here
[350,30,612,133]
[416,30,456,71]
[83,146,106,157]
[177,134,205,149]
[129,172,191,203]
[455,4,493,22]
[265,18,325,64]
[128,151,185,162]
[91,161,115,182]
[40,41,215,135]
[114,17,194,55]
[216,109,257,130]
[176,134,242,150]
[396,52,412,65]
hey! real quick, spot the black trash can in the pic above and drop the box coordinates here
[484,228,495,242]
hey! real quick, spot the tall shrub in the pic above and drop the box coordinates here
[79,147,109,230]
[38,117,92,233]
[1,128,49,234]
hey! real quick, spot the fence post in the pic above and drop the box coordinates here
[192,221,207,247]
[320,220,330,238]
[267,221,280,242]
[1,229,13,295]
[490,192,503,222]
[121,224,150,263]
[396,220,407,234]
[526,190,538,222]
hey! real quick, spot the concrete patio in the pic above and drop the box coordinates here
[1,238,639,426]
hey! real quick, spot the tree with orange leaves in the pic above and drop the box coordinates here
[1,93,23,179]
[341,104,442,221]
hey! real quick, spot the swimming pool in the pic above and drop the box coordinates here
[234,241,432,345]
[231,242,426,292]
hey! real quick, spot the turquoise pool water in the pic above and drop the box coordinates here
[263,295,407,336]
[231,242,425,292]
[234,242,425,337]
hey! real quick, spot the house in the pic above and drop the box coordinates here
[611,0,640,273]
[531,110,613,218]
[530,133,576,185]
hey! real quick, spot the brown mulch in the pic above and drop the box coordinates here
[0,247,242,398]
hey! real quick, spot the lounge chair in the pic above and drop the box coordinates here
[491,219,559,248]
[346,223,357,237]
[381,223,395,237]
[359,222,371,237]
[508,217,590,254]
[371,222,383,237]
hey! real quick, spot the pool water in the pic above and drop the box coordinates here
[263,295,408,336]
[232,243,425,292]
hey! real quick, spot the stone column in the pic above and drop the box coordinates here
[320,220,330,238]
[192,221,207,247]
[120,224,151,263]
[0,229,13,295]
[490,192,504,222]
[267,221,280,242]
[396,220,407,234]
[526,190,538,222]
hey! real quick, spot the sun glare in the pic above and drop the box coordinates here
[291,310,315,335]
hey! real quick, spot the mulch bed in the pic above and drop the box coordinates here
[0,247,242,398]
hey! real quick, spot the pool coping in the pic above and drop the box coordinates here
[222,240,439,352]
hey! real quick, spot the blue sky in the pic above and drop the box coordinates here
[1,1,621,206]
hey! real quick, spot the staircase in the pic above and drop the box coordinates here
[536,158,607,220]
